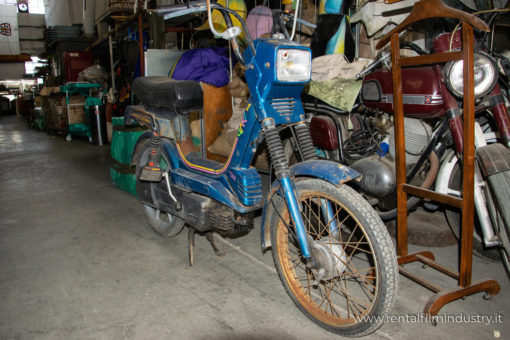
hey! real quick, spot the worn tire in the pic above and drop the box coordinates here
[269,178,398,337]
[487,170,510,278]
[445,163,501,261]
[134,138,185,238]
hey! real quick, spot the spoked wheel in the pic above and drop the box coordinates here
[134,138,185,238]
[269,178,398,337]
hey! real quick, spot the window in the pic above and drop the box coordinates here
[25,56,46,76]
[28,0,45,14]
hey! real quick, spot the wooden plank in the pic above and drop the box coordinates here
[400,51,462,66]
[416,254,459,280]
[403,184,463,208]
[202,83,233,163]
[399,267,443,293]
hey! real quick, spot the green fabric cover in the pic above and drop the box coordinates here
[305,79,362,112]
[110,117,147,196]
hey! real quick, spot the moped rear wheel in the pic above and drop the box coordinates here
[134,138,185,238]
[269,178,398,337]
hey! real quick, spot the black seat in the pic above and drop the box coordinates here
[132,77,203,115]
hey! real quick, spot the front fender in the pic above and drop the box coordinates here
[289,160,360,185]
[260,160,360,252]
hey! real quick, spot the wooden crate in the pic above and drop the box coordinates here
[42,96,68,132]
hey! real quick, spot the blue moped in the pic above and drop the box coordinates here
[125,2,397,336]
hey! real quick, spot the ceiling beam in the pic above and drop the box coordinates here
[0,55,32,63]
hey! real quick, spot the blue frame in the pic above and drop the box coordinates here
[134,39,360,260]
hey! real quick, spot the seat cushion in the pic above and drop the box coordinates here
[132,77,203,114]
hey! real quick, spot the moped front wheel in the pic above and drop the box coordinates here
[134,138,185,238]
[269,178,398,337]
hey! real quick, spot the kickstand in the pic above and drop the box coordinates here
[206,232,226,257]
[188,228,195,267]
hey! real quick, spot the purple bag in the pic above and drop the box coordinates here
[171,47,231,87]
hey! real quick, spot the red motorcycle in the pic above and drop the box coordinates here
[302,27,510,276]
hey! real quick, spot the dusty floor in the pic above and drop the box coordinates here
[0,114,509,339]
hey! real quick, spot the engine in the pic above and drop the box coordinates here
[349,116,432,199]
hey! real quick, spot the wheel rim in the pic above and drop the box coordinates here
[144,205,175,224]
[275,191,379,327]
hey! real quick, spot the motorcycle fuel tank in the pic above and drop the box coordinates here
[361,67,445,118]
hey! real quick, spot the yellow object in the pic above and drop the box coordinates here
[198,0,248,40]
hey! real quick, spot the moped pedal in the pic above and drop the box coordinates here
[206,232,226,257]
[139,166,163,182]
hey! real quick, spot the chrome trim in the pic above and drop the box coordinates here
[381,94,443,105]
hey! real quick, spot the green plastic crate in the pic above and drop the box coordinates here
[110,117,147,196]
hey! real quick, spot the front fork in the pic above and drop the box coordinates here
[263,119,340,265]
[436,121,501,248]
[439,81,506,248]
[488,84,510,149]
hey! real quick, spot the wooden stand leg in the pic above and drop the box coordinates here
[391,34,408,258]
[424,279,501,316]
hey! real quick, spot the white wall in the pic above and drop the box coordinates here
[43,0,83,27]
[0,63,27,80]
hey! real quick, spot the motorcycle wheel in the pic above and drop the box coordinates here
[134,139,185,238]
[269,178,398,337]
[445,163,501,261]
[486,170,510,278]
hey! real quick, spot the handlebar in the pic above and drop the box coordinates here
[356,52,391,79]
[355,42,428,79]
[159,0,314,66]
[209,3,255,55]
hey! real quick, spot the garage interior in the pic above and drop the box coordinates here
[1,0,510,339]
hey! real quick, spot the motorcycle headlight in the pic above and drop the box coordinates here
[276,49,311,82]
[445,52,498,99]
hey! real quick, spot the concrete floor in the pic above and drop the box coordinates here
[0,114,509,339]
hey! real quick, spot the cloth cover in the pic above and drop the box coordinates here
[171,47,231,87]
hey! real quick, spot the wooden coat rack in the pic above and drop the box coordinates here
[375,0,500,317]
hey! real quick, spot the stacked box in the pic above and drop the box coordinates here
[42,95,68,132]
[109,0,135,14]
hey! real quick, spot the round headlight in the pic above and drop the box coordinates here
[444,52,498,99]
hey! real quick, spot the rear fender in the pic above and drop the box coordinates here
[260,160,360,251]
[130,131,155,165]
[476,143,510,177]
[436,144,510,196]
